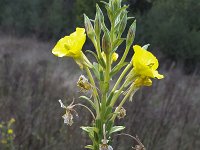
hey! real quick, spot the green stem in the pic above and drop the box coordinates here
[112,63,131,93]
[75,103,95,120]
[109,81,126,107]
[118,45,131,65]
[111,84,136,122]
[85,67,100,118]
[108,63,131,106]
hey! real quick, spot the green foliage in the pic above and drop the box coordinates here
[0,0,90,39]
[136,0,200,61]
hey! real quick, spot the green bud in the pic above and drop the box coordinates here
[94,5,102,37]
[112,0,122,11]
[96,4,106,31]
[102,30,111,54]
[126,20,136,47]
[84,14,95,40]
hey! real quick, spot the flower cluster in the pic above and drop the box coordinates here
[51,0,164,149]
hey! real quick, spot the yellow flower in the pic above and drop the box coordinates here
[133,45,164,79]
[132,45,164,87]
[52,28,86,58]
[101,52,119,64]
[8,129,13,134]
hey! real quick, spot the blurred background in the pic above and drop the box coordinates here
[0,0,200,149]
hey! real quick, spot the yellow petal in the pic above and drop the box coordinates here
[153,70,164,79]
[112,52,119,62]
[52,37,69,57]
[52,27,86,58]
[134,77,152,87]
[132,45,163,79]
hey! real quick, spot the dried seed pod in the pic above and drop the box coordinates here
[77,75,92,92]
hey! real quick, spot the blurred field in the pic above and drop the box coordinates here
[0,36,200,150]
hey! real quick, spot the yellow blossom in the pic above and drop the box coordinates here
[133,45,164,79]
[101,52,119,64]
[7,129,13,134]
[132,45,164,87]
[52,28,86,58]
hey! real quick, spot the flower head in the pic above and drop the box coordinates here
[132,45,164,87]
[58,99,78,126]
[133,45,164,79]
[52,28,86,58]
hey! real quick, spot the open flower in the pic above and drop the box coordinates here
[58,99,78,126]
[132,45,164,87]
[52,28,86,58]
[52,28,92,69]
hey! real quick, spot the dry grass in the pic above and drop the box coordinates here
[0,36,199,150]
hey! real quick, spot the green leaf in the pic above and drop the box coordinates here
[86,50,98,61]
[106,92,114,106]
[110,126,125,134]
[126,20,136,47]
[85,145,94,150]
[99,57,106,69]
[104,106,113,120]
[92,62,100,80]
[112,38,125,51]
[79,96,96,109]
[113,5,129,21]
[80,126,99,134]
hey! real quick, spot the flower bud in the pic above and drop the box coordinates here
[126,20,136,47]
[84,14,95,40]
[102,30,111,54]
[112,0,122,11]
[95,5,102,37]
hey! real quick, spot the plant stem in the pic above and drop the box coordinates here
[85,67,100,118]
[108,63,131,106]
[110,84,136,122]
[75,103,95,120]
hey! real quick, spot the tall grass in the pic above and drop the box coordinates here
[0,36,199,150]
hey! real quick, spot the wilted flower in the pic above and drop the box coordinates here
[132,45,164,87]
[100,144,113,150]
[52,28,86,58]
[58,99,78,126]
[116,107,126,119]
[77,75,92,92]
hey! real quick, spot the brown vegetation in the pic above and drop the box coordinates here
[0,36,199,150]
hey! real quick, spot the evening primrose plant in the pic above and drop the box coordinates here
[52,0,164,149]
